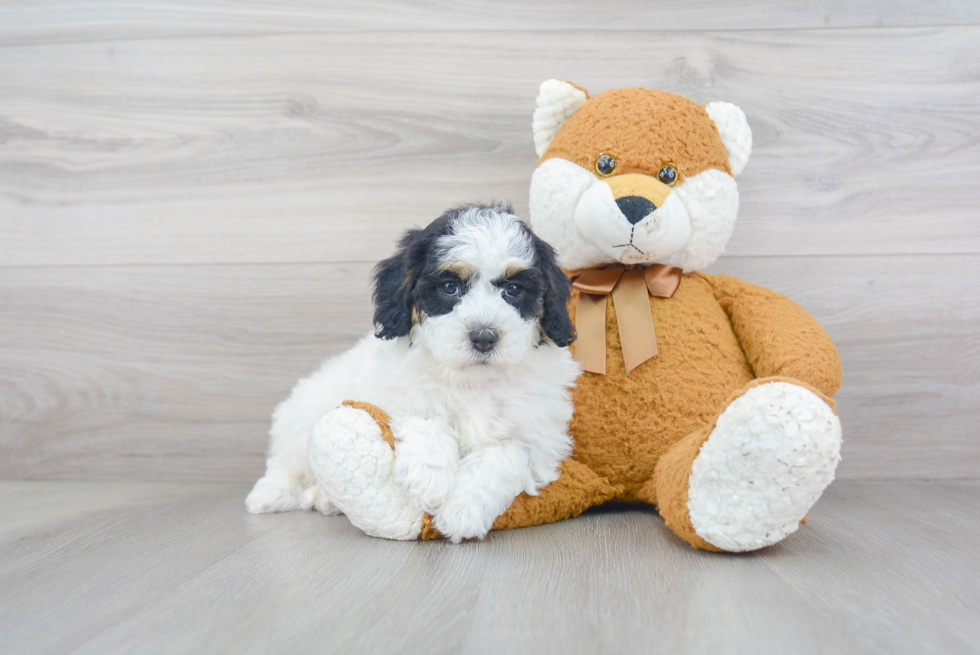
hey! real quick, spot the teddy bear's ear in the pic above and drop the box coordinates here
[533,79,589,157]
[705,101,752,177]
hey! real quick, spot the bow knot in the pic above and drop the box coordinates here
[570,263,683,375]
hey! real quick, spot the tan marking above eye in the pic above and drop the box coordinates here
[503,263,530,279]
[437,260,474,278]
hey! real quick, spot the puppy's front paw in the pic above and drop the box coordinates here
[433,489,497,543]
[391,416,459,514]
[393,450,457,514]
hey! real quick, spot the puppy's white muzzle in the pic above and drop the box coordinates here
[418,283,535,377]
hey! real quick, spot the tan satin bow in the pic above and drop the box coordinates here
[570,264,683,375]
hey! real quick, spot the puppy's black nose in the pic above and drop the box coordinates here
[469,327,499,353]
[615,195,657,225]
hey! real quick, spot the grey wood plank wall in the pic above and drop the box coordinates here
[1,2,977,481]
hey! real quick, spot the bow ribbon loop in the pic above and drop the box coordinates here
[570,263,682,375]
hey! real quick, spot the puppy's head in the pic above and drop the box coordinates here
[373,203,574,376]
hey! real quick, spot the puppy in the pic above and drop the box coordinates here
[246,203,580,541]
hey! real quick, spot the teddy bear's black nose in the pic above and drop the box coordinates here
[469,327,499,353]
[615,195,657,225]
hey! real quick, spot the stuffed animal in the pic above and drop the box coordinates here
[311,81,843,552]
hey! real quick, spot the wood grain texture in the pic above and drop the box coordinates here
[2,27,979,266]
[1,254,976,481]
[0,262,374,480]
[1,4,977,483]
[0,480,977,654]
[2,0,980,46]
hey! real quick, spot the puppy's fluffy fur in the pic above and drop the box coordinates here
[246,204,580,541]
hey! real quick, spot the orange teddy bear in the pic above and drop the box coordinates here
[311,81,843,552]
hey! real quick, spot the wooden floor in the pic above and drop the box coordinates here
[1,480,977,654]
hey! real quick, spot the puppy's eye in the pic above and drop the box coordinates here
[440,281,459,296]
[658,164,678,186]
[504,283,523,298]
[596,154,616,177]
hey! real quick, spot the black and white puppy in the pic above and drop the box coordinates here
[246,204,580,542]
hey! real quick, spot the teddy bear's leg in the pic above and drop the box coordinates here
[311,401,621,541]
[468,460,622,536]
[309,401,425,540]
[415,460,623,540]
[648,378,842,552]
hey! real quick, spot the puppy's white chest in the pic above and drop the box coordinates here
[448,391,512,456]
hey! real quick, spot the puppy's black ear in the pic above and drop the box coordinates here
[373,229,426,339]
[532,234,576,347]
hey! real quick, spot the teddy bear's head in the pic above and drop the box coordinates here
[528,80,752,272]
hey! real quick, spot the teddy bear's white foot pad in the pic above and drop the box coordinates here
[310,406,424,540]
[687,382,842,552]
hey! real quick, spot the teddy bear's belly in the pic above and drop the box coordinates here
[568,275,755,497]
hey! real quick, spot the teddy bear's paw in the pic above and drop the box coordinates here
[309,406,424,540]
[687,381,842,552]
[433,488,497,543]
[391,416,460,514]
[245,473,304,514]
[299,483,343,516]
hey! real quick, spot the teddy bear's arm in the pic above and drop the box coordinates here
[699,273,842,397]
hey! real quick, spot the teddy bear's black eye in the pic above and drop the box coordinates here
[440,281,459,296]
[658,164,678,186]
[504,283,523,298]
[596,154,617,176]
